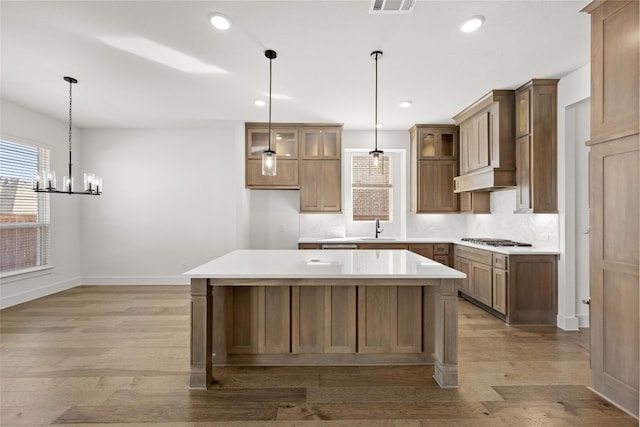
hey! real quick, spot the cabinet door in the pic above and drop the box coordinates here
[588,0,639,143]
[408,244,434,259]
[515,135,532,212]
[417,161,458,212]
[246,159,299,188]
[492,268,507,315]
[459,122,471,174]
[301,128,341,159]
[257,286,290,354]
[292,286,325,353]
[474,112,491,170]
[247,128,298,159]
[358,286,390,353]
[417,128,457,160]
[226,287,258,354]
[454,257,472,295]
[471,261,492,307]
[299,160,341,212]
[516,88,531,138]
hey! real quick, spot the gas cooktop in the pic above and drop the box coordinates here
[460,238,532,247]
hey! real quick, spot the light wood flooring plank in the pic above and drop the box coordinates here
[0,285,635,426]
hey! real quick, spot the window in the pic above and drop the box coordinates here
[0,139,50,274]
[351,154,392,221]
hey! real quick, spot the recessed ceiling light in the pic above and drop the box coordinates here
[399,101,412,108]
[209,13,231,31]
[254,99,266,107]
[460,15,485,33]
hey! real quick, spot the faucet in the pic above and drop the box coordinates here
[375,218,384,239]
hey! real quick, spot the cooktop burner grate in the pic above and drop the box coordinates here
[461,238,532,247]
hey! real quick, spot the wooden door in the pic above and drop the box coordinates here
[589,135,639,415]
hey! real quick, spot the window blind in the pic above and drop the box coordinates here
[351,155,392,221]
[0,140,50,273]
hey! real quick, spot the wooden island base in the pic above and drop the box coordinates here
[190,278,459,390]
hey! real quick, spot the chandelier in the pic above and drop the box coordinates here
[33,76,102,195]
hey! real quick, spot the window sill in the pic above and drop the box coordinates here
[0,265,54,283]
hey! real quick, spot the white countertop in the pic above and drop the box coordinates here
[185,249,466,280]
[298,237,560,255]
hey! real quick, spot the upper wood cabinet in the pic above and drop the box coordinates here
[299,159,341,212]
[453,90,516,193]
[584,0,639,145]
[301,127,341,159]
[415,126,457,160]
[245,123,300,189]
[583,0,639,417]
[299,125,343,213]
[246,125,298,160]
[246,123,343,209]
[410,124,459,213]
[514,79,559,213]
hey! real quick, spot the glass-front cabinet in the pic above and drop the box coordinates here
[417,127,457,160]
[247,127,298,159]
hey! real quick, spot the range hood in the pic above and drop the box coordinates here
[452,90,516,193]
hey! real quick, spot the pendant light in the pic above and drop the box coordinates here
[33,76,102,195]
[369,50,384,169]
[262,49,277,176]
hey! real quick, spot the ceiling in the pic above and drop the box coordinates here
[1,0,590,131]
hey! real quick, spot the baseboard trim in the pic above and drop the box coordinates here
[577,313,590,328]
[81,276,190,286]
[556,314,580,331]
[0,277,80,309]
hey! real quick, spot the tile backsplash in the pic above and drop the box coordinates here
[465,189,559,249]
[299,189,559,249]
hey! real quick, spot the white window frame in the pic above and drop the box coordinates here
[344,149,406,238]
[0,138,51,277]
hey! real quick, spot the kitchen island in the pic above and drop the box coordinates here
[185,249,466,390]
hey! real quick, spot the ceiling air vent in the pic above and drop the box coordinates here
[370,0,416,14]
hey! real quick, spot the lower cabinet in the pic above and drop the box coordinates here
[298,242,454,268]
[454,245,557,325]
[219,284,429,363]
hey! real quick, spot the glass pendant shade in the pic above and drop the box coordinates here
[262,149,277,176]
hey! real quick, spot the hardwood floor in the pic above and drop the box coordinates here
[0,285,636,426]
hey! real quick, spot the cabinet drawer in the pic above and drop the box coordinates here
[454,245,493,265]
[493,253,508,269]
[434,244,450,255]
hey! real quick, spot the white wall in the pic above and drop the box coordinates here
[80,126,248,284]
[557,64,591,330]
[0,99,82,308]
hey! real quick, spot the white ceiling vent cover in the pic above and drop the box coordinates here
[370,0,416,14]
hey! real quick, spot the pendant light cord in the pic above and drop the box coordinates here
[374,53,378,151]
[268,54,272,152]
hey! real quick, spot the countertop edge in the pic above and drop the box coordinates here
[298,237,560,255]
